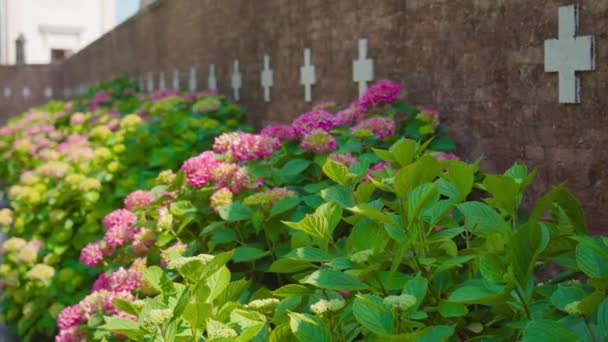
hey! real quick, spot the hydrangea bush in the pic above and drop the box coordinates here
[0,80,250,340]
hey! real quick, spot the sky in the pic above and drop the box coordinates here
[115,0,140,24]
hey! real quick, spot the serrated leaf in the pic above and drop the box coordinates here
[301,269,368,291]
[457,201,508,236]
[390,138,418,167]
[273,284,314,298]
[353,295,394,336]
[285,247,333,262]
[283,213,329,240]
[321,185,355,208]
[522,320,576,342]
[407,183,440,225]
[218,202,253,221]
[269,196,301,218]
[393,155,441,199]
[233,246,270,263]
[288,312,330,342]
[438,301,468,318]
[448,283,504,304]
[282,159,311,176]
[322,159,350,186]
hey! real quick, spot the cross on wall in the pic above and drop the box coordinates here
[231,60,242,101]
[544,4,595,104]
[208,64,217,90]
[300,48,316,102]
[261,54,273,102]
[353,39,374,97]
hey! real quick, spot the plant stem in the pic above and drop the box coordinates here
[583,315,596,342]
[513,288,531,320]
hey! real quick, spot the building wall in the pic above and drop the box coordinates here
[1,0,607,233]
[0,0,115,65]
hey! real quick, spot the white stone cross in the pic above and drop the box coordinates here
[147,73,154,93]
[3,87,11,98]
[158,72,166,90]
[231,60,242,101]
[44,86,53,98]
[22,86,30,98]
[261,54,273,102]
[172,69,180,90]
[300,48,316,102]
[353,38,374,97]
[138,76,145,92]
[544,4,595,104]
[208,64,217,90]
[189,67,197,92]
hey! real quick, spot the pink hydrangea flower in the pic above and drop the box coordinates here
[329,152,359,168]
[103,209,137,231]
[80,242,104,267]
[300,129,337,153]
[359,80,401,110]
[107,267,142,292]
[92,273,110,292]
[229,133,280,162]
[351,117,396,139]
[292,109,335,135]
[102,291,134,314]
[260,124,297,141]
[333,102,365,126]
[57,304,83,330]
[213,132,242,153]
[211,162,239,183]
[55,327,85,342]
[180,151,219,187]
[104,225,139,248]
[124,190,154,211]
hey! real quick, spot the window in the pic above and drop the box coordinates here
[51,49,71,62]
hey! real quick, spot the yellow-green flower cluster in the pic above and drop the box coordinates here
[383,293,417,311]
[310,297,346,315]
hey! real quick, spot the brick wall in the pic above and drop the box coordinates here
[1,0,608,232]
[0,64,58,123]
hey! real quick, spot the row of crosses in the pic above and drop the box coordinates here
[136,39,374,103]
[1,4,595,106]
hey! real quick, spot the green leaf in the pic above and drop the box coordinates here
[99,317,145,340]
[199,250,235,280]
[575,236,608,278]
[270,197,301,218]
[508,222,550,287]
[218,202,253,221]
[282,159,311,176]
[301,269,368,291]
[353,294,394,336]
[288,312,330,342]
[322,159,350,186]
[321,185,355,208]
[270,323,294,342]
[429,136,455,152]
[438,301,468,318]
[205,266,231,302]
[348,203,399,226]
[448,283,504,304]
[113,298,139,316]
[390,138,418,167]
[522,320,577,342]
[144,266,176,299]
[269,259,313,273]
[457,201,509,236]
[285,247,333,262]
[169,200,196,216]
[598,298,608,337]
[233,246,270,263]
[442,161,476,199]
[283,213,329,240]
[182,302,210,329]
[273,284,314,298]
[407,183,440,225]
[414,325,455,342]
[393,155,441,199]
[403,274,428,310]
[483,175,520,213]
[479,255,506,283]
[550,285,585,312]
[529,186,587,234]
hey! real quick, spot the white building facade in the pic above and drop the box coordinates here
[0,0,115,65]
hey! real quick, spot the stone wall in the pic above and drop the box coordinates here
[1,0,607,232]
